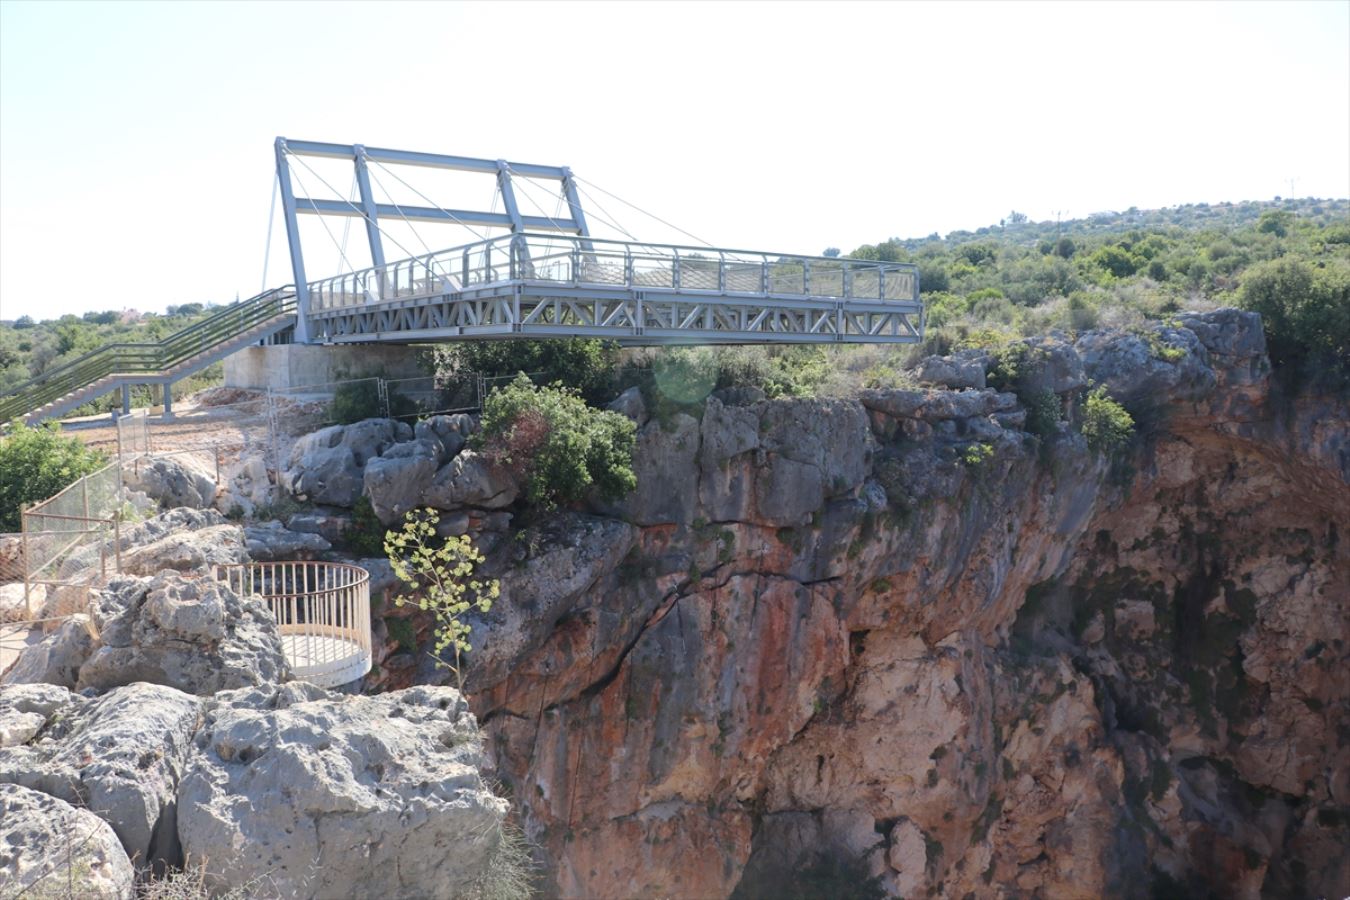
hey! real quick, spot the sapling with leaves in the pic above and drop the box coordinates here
[384,508,501,692]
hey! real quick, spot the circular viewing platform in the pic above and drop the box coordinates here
[215,560,372,689]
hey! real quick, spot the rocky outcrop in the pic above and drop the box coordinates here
[0,782,135,898]
[428,310,1350,899]
[77,572,289,695]
[2,615,94,688]
[281,418,413,507]
[0,682,200,867]
[124,456,217,510]
[243,519,331,560]
[177,683,509,898]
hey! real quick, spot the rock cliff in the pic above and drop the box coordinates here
[379,310,1345,899]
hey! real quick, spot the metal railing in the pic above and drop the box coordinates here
[0,287,297,422]
[214,560,371,688]
[307,233,920,313]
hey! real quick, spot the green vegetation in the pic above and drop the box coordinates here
[0,304,228,415]
[1238,256,1350,376]
[1081,386,1135,453]
[0,423,107,530]
[384,508,500,691]
[436,338,621,405]
[477,376,636,510]
[344,496,387,557]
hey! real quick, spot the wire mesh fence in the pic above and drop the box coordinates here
[116,409,151,459]
[18,461,123,630]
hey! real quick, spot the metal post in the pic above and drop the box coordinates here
[275,138,312,343]
[20,503,31,619]
[162,382,174,421]
[121,384,131,416]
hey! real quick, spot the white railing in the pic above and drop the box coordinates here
[307,233,920,313]
[215,560,371,688]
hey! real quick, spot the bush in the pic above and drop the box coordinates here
[1024,388,1063,438]
[477,376,636,509]
[1082,385,1134,453]
[1239,257,1350,372]
[0,423,106,531]
[436,338,620,405]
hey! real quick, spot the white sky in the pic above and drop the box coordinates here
[1,0,1347,321]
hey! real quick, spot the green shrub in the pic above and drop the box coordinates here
[1024,388,1062,438]
[1082,385,1135,453]
[436,338,620,405]
[0,423,106,531]
[345,496,387,557]
[477,376,636,509]
[1239,257,1350,372]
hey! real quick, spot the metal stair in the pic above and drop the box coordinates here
[1,288,297,425]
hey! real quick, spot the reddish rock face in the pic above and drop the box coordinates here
[400,312,1348,899]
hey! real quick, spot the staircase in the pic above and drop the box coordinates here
[1,288,297,425]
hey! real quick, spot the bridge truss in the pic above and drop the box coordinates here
[276,139,924,346]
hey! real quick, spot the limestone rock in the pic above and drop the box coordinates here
[915,354,987,390]
[77,573,288,695]
[0,682,200,867]
[423,450,519,510]
[243,520,331,560]
[177,684,508,898]
[215,452,276,518]
[468,514,637,692]
[607,385,648,425]
[0,783,135,898]
[363,451,439,524]
[415,413,476,463]
[1,615,94,688]
[0,582,41,623]
[118,524,247,577]
[123,456,216,510]
[603,413,700,526]
[1076,325,1215,405]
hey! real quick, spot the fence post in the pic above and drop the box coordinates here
[20,503,31,619]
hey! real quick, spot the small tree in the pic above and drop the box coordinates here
[384,508,500,691]
[0,423,106,531]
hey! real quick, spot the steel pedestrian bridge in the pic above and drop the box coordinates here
[1,139,923,424]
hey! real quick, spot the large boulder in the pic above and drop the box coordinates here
[422,450,520,510]
[414,413,476,463]
[77,573,289,695]
[282,419,412,508]
[177,683,509,898]
[364,450,440,524]
[914,353,987,390]
[0,783,136,897]
[243,520,331,561]
[1,615,94,688]
[216,452,277,518]
[123,457,216,510]
[0,682,200,867]
[1076,324,1215,406]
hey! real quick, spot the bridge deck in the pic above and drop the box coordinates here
[305,234,924,345]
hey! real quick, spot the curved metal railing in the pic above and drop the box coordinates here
[215,560,371,689]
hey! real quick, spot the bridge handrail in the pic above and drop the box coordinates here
[0,287,296,422]
[306,234,921,313]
